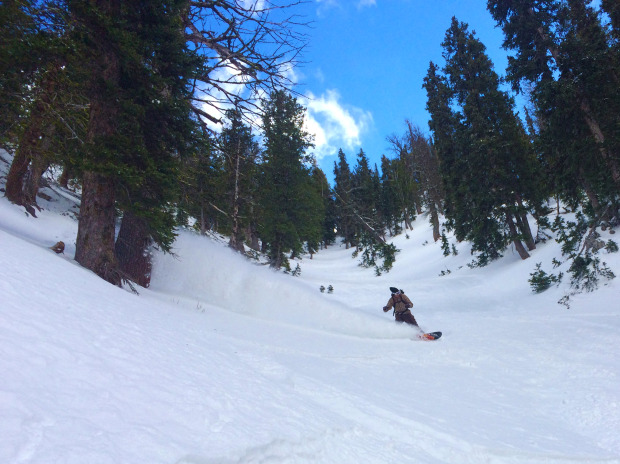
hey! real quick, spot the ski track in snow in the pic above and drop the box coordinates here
[1,149,620,463]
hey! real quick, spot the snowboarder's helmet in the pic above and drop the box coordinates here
[389,287,399,294]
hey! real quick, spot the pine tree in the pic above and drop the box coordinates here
[488,0,620,202]
[2,1,88,212]
[423,61,467,241]
[218,108,261,253]
[300,164,328,258]
[177,134,221,234]
[401,121,444,241]
[70,0,198,285]
[333,149,356,248]
[310,164,336,251]
[426,18,542,264]
[379,155,402,236]
[352,149,381,235]
[258,90,315,269]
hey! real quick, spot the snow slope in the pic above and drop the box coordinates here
[1,151,620,463]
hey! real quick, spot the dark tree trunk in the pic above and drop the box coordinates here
[115,211,152,288]
[59,163,73,189]
[517,211,536,251]
[4,62,59,211]
[580,171,601,214]
[506,211,530,260]
[247,223,260,251]
[74,0,122,285]
[429,201,441,242]
[578,97,620,193]
[514,196,536,251]
[4,144,31,206]
[75,171,120,285]
[23,129,53,207]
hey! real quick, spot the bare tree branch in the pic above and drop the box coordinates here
[183,0,310,128]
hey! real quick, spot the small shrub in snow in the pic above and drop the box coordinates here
[291,264,301,277]
[568,255,615,293]
[605,240,619,253]
[528,263,562,293]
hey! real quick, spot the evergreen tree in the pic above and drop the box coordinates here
[310,164,337,251]
[300,164,328,258]
[70,0,198,285]
[333,149,356,248]
[352,149,380,235]
[488,0,620,203]
[379,155,402,236]
[2,1,88,212]
[426,18,542,264]
[423,61,468,242]
[397,121,444,241]
[258,90,315,269]
[177,134,221,234]
[218,107,261,253]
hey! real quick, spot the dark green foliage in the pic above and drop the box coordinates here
[290,263,301,277]
[0,0,61,144]
[216,108,261,251]
[568,255,615,293]
[545,211,616,298]
[258,90,316,269]
[424,18,542,265]
[488,0,620,206]
[352,235,399,276]
[307,165,332,254]
[333,149,357,247]
[378,155,403,236]
[177,135,220,233]
[529,262,562,293]
[68,0,200,253]
[551,213,589,256]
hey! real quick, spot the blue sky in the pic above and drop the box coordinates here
[294,0,516,181]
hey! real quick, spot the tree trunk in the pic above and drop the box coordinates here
[578,97,620,193]
[4,144,30,206]
[228,146,245,253]
[506,211,530,260]
[115,211,152,288]
[247,223,260,251]
[580,171,601,214]
[514,196,536,251]
[59,163,73,189]
[534,20,620,194]
[75,171,120,285]
[74,0,122,285]
[429,200,441,242]
[4,65,58,210]
[23,126,53,207]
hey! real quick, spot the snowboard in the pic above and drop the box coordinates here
[418,331,442,341]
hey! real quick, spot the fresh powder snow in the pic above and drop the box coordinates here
[1,150,620,463]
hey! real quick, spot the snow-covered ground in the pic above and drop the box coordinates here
[2,150,620,463]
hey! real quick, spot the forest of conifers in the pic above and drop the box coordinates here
[1,1,619,289]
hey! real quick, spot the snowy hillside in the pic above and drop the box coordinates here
[2,152,620,463]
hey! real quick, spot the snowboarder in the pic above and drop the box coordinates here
[383,286,419,327]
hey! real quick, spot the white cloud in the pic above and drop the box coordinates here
[304,89,373,160]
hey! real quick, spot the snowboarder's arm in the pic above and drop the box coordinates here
[402,294,413,309]
[383,297,394,312]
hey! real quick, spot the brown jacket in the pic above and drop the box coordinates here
[383,292,413,314]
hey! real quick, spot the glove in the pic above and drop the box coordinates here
[383,306,390,312]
